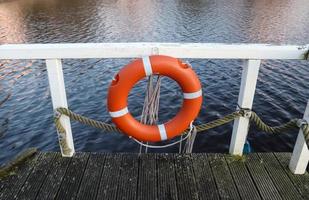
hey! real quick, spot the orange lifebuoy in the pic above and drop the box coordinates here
[107,55,202,142]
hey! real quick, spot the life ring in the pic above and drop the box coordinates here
[107,55,202,142]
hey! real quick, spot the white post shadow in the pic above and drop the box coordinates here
[46,59,75,157]
[229,60,261,155]
[289,100,309,174]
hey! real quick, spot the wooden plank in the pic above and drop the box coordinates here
[258,153,303,200]
[137,154,157,200]
[246,154,282,200]
[96,154,122,200]
[208,153,240,200]
[174,154,199,200]
[5,152,309,200]
[0,153,42,200]
[156,154,178,200]
[0,152,40,194]
[230,59,261,155]
[191,154,219,200]
[225,155,261,200]
[0,43,307,60]
[76,153,106,200]
[116,154,138,200]
[36,153,71,200]
[55,153,89,200]
[275,153,309,199]
[15,153,56,200]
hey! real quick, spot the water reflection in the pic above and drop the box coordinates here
[0,1,27,43]
[0,0,308,165]
[248,0,309,43]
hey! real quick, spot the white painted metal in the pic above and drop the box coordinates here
[289,100,309,174]
[0,43,308,59]
[229,60,261,155]
[46,59,75,157]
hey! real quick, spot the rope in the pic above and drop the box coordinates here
[303,124,309,146]
[55,107,120,132]
[195,111,243,133]
[54,107,120,154]
[249,111,309,147]
[249,112,299,134]
[133,122,195,149]
[139,75,162,153]
[54,107,309,149]
[183,125,197,153]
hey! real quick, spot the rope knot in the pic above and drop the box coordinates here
[238,108,252,118]
[54,109,61,119]
[296,119,308,128]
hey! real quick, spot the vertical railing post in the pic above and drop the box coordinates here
[46,59,75,157]
[289,100,309,174]
[229,60,261,155]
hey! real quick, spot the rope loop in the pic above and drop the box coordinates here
[133,122,195,149]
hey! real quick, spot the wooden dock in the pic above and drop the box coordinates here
[1,152,309,200]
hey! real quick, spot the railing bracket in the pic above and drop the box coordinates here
[237,104,252,118]
[243,110,252,118]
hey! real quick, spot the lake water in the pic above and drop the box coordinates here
[0,0,309,165]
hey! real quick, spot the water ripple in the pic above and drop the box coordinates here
[0,0,309,165]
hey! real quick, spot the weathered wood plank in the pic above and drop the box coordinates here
[156,154,178,200]
[96,154,122,200]
[174,154,199,200]
[2,152,309,200]
[225,155,261,200]
[258,153,303,200]
[137,153,157,200]
[35,153,71,200]
[15,153,56,200]
[191,154,220,200]
[55,153,89,200]
[246,154,282,200]
[116,154,138,200]
[0,152,42,200]
[76,153,106,200]
[275,153,309,199]
[208,153,240,200]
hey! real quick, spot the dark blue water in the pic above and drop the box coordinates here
[0,0,309,165]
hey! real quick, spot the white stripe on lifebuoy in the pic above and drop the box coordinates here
[158,124,167,141]
[183,89,202,99]
[109,107,128,118]
[142,56,153,76]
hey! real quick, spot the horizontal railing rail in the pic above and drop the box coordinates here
[0,43,308,59]
[1,43,308,174]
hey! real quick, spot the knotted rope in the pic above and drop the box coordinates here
[54,106,309,153]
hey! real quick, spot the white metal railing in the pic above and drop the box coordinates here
[0,43,308,174]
